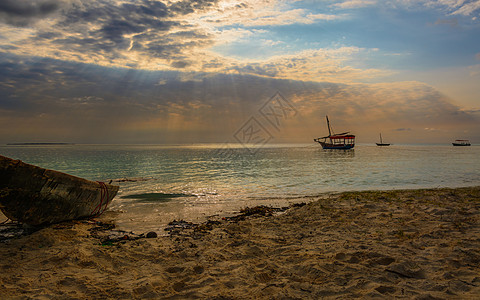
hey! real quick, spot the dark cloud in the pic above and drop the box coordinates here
[0,0,62,26]
[100,19,148,43]
[57,0,169,24]
[171,61,191,68]
[230,64,280,77]
[1,0,217,66]
[30,0,214,64]
[1,55,478,144]
[394,128,412,131]
[34,31,62,40]
[169,0,220,15]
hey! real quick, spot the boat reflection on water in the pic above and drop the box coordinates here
[316,148,355,159]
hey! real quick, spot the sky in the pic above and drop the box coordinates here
[1,0,479,144]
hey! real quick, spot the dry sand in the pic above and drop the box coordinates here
[1,187,479,299]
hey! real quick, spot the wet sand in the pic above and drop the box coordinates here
[1,187,479,299]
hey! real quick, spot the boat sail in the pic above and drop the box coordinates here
[376,133,390,146]
[314,116,355,149]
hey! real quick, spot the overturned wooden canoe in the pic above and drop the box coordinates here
[0,155,119,226]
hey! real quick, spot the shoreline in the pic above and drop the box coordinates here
[1,186,479,299]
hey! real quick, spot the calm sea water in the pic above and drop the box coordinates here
[1,144,479,233]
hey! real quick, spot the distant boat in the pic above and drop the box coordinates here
[376,133,390,146]
[0,155,119,226]
[452,139,471,146]
[314,116,355,149]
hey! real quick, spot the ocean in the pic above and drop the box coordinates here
[1,143,479,234]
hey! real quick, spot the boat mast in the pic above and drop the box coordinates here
[326,115,332,136]
[380,133,383,144]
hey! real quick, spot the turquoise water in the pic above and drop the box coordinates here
[1,144,479,233]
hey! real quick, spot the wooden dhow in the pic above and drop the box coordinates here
[0,155,118,226]
[314,116,355,150]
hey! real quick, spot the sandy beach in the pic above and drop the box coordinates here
[1,186,479,299]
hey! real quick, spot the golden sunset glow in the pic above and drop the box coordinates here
[1,0,479,144]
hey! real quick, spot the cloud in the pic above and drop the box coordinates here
[394,128,412,131]
[1,55,478,144]
[0,0,390,83]
[403,0,480,17]
[1,0,218,69]
[333,0,377,9]
[220,47,392,83]
[1,0,479,98]
[170,60,191,68]
[194,1,343,27]
[449,0,480,16]
[468,63,480,76]
[434,18,458,27]
[0,0,63,26]
[55,0,181,60]
[169,0,220,15]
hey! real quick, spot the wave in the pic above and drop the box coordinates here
[121,192,196,202]
[112,177,154,183]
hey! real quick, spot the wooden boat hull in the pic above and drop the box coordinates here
[452,139,471,146]
[319,142,355,150]
[0,155,119,226]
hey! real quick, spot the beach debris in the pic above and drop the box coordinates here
[195,220,221,233]
[1,217,159,244]
[88,221,116,233]
[164,203,306,238]
[88,221,146,245]
[164,220,213,238]
[165,220,197,231]
[223,204,305,222]
[146,231,157,238]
